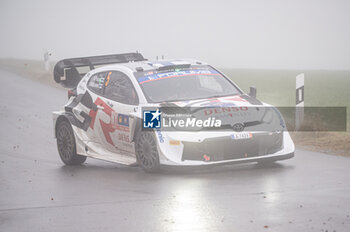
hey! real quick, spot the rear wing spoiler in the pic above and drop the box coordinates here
[53,52,146,88]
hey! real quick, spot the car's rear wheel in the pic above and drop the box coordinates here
[135,131,160,172]
[56,120,87,165]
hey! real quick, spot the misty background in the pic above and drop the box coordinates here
[0,0,350,158]
[0,0,349,70]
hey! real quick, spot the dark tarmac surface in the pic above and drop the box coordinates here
[1,69,350,232]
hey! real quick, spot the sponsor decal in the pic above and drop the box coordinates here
[156,129,164,143]
[113,113,130,132]
[204,106,248,116]
[226,96,248,102]
[118,133,130,143]
[169,140,180,146]
[138,69,220,84]
[89,98,130,146]
[89,98,116,146]
[64,91,97,131]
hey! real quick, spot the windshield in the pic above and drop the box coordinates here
[135,66,241,103]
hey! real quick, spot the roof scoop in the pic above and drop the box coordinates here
[150,60,191,71]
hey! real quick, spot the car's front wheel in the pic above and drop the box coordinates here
[135,131,160,172]
[56,120,87,165]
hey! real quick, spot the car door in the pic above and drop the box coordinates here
[95,70,138,156]
[83,71,109,144]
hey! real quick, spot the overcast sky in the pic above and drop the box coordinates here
[0,0,349,69]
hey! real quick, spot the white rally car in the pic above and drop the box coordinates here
[52,53,294,172]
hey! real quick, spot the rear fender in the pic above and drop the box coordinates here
[53,112,81,138]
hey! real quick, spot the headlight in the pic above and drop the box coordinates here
[262,109,273,124]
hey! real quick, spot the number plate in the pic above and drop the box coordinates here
[231,132,253,140]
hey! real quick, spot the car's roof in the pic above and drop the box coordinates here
[100,58,209,73]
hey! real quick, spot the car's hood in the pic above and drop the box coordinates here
[166,94,264,108]
[136,95,285,132]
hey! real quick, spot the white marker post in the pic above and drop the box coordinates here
[43,51,51,71]
[295,73,305,130]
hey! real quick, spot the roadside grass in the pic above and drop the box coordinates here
[0,58,57,88]
[1,59,349,156]
[222,68,350,109]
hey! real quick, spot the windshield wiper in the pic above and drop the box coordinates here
[164,98,191,103]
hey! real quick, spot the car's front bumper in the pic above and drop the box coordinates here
[156,130,295,167]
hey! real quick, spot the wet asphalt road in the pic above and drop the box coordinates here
[0,69,350,232]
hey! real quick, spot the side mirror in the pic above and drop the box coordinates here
[249,86,257,99]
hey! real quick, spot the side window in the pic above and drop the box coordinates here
[87,72,107,95]
[103,71,138,105]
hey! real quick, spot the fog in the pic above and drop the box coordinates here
[0,0,349,69]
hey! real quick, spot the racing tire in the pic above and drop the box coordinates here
[135,131,160,173]
[56,120,87,165]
